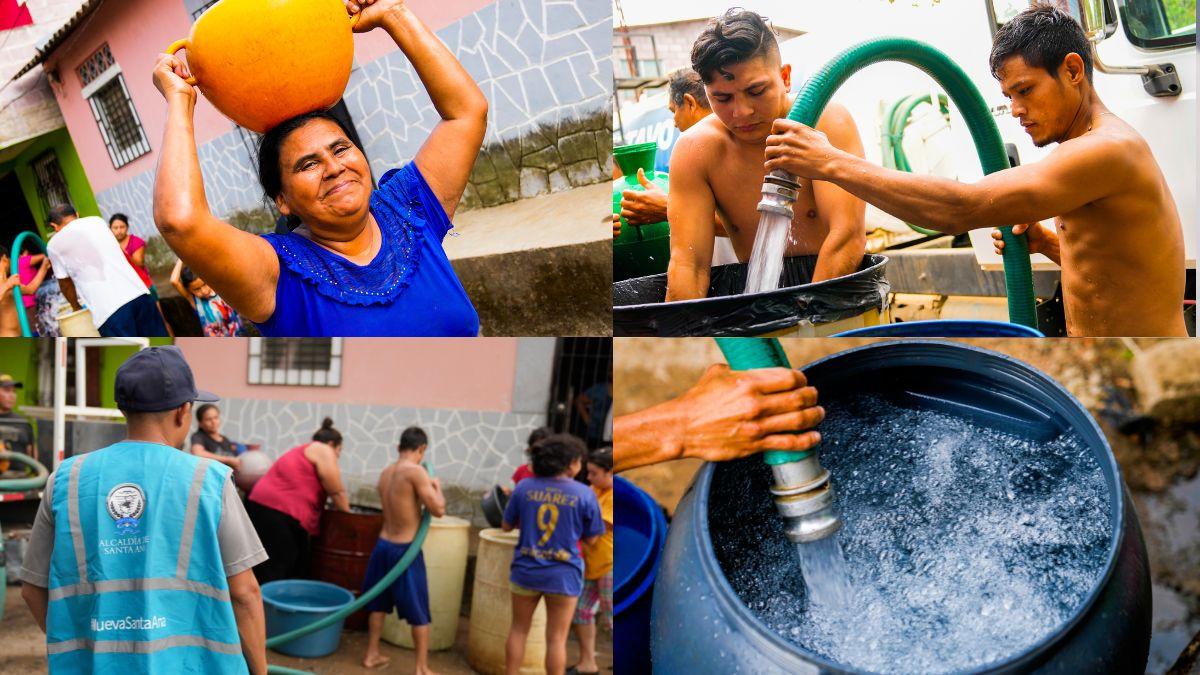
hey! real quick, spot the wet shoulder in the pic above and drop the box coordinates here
[672,116,733,172]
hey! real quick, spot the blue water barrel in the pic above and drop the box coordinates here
[650,341,1150,673]
[262,579,354,658]
[615,475,667,674]
[836,319,1043,337]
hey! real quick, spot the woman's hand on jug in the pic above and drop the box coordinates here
[345,0,407,32]
[152,53,196,103]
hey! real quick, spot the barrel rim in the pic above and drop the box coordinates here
[688,340,1125,675]
[613,475,667,614]
[614,253,890,312]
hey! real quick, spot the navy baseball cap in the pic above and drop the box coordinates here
[114,346,218,412]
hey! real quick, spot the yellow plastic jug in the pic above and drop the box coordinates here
[167,0,358,133]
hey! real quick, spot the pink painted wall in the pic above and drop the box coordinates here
[176,338,520,411]
[45,0,493,193]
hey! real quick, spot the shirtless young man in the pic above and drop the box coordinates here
[666,8,867,301]
[361,426,446,672]
[763,5,1186,336]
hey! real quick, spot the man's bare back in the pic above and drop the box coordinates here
[1048,116,1186,336]
[378,461,427,544]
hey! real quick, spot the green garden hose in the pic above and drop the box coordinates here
[10,231,45,338]
[0,451,49,492]
[882,94,949,236]
[714,338,810,466]
[787,37,1037,328]
[264,461,435,674]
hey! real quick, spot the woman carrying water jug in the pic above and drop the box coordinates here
[152,0,487,336]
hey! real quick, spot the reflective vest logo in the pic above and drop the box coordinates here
[107,483,145,535]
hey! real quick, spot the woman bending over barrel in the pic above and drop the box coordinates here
[151,0,487,336]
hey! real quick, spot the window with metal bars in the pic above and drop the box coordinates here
[546,338,613,448]
[189,0,219,20]
[31,151,71,216]
[248,338,343,386]
[86,74,151,169]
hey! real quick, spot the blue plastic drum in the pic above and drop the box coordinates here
[836,319,1044,337]
[615,475,667,674]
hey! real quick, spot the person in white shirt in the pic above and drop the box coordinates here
[45,204,169,336]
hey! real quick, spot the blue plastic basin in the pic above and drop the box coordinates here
[262,579,354,658]
[614,475,667,674]
[836,319,1044,337]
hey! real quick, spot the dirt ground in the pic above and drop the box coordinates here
[615,337,1200,674]
[0,586,612,674]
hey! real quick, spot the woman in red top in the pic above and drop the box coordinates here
[246,417,351,584]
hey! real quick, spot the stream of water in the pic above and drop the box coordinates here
[743,210,792,294]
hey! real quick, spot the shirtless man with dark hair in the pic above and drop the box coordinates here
[763,5,1186,336]
[666,8,867,301]
[361,426,446,672]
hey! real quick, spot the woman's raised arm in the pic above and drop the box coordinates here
[353,0,488,220]
[151,53,280,323]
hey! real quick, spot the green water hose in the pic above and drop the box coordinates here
[0,451,49,492]
[10,231,45,338]
[882,94,949,237]
[787,37,1037,328]
[1,451,48,626]
[714,338,809,466]
[264,461,435,674]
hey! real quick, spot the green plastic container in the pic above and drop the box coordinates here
[613,142,672,282]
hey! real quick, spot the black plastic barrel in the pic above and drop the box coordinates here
[650,341,1150,674]
[613,254,889,337]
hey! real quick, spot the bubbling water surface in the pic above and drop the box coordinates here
[710,394,1112,674]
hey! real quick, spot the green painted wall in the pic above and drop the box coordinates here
[0,341,40,407]
[98,339,174,409]
[0,127,99,238]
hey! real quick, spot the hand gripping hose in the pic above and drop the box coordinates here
[10,231,46,338]
[783,37,1038,328]
[714,338,842,543]
[264,462,435,674]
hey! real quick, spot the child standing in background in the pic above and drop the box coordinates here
[171,259,244,336]
[503,435,604,675]
[570,447,614,675]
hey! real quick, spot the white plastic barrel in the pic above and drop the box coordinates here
[467,528,546,675]
[56,308,100,336]
[382,516,470,651]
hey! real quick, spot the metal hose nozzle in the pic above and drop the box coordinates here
[756,170,801,219]
[769,453,842,543]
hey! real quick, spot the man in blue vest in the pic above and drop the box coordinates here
[19,345,269,674]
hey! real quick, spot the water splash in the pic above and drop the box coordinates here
[795,534,853,609]
[743,210,792,294]
[710,394,1112,674]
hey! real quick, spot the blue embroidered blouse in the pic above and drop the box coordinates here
[256,162,479,336]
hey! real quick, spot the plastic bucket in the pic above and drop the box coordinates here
[614,254,890,336]
[56,308,100,337]
[262,579,354,658]
[614,475,667,675]
[836,319,1044,337]
[651,341,1151,674]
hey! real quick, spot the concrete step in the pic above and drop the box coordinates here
[446,183,612,336]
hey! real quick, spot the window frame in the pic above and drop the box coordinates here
[247,338,344,387]
[79,57,152,170]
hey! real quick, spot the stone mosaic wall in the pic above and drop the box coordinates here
[209,397,546,497]
[94,0,612,238]
[343,0,612,207]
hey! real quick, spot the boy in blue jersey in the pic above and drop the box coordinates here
[502,434,604,675]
